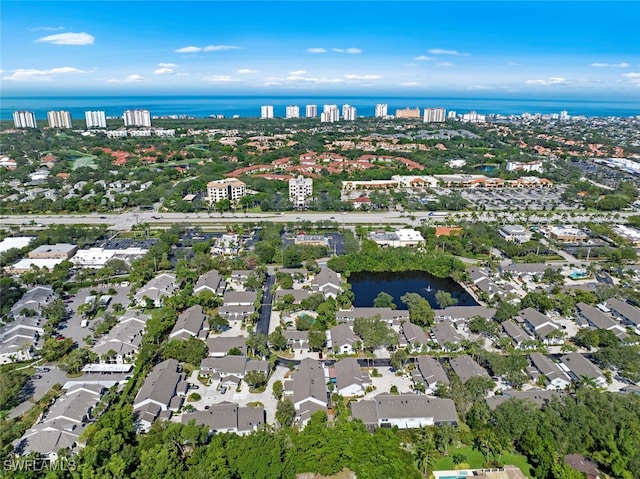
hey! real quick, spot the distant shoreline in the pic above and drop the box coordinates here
[2,94,639,120]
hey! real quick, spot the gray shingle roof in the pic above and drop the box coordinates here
[449,354,490,382]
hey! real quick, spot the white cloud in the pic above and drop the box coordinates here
[344,74,382,80]
[202,75,239,82]
[153,68,174,75]
[158,63,177,68]
[400,82,420,87]
[286,75,344,84]
[307,48,327,53]
[203,45,241,52]
[175,46,201,53]
[436,62,455,67]
[333,47,362,54]
[106,74,145,83]
[3,67,86,81]
[237,69,258,74]
[289,70,307,75]
[591,62,630,68]
[35,32,94,45]
[414,55,435,61]
[525,77,570,86]
[428,48,468,56]
[29,26,65,32]
[622,72,640,78]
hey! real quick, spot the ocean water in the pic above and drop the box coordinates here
[1,95,639,120]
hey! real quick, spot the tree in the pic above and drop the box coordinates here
[268,327,288,351]
[390,348,409,371]
[244,371,268,389]
[374,291,396,309]
[208,314,229,332]
[276,399,296,428]
[308,330,326,351]
[161,337,207,365]
[41,337,73,361]
[246,333,269,358]
[353,316,397,352]
[60,347,95,374]
[272,380,283,400]
[401,293,435,327]
[435,290,458,309]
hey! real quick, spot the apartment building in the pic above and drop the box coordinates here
[395,107,421,119]
[423,108,446,123]
[342,104,357,121]
[123,109,151,127]
[374,103,388,118]
[305,105,317,118]
[289,175,313,208]
[321,105,340,123]
[285,105,299,119]
[85,110,107,128]
[13,111,37,128]
[260,105,274,119]
[207,178,246,204]
[47,110,72,128]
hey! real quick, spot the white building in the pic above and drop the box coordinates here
[285,105,300,119]
[207,178,246,205]
[447,110,457,119]
[123,109,151,127]
[321,105,340,123]
[342,104,357,121]
[368,228,425,248]
[506,161,543,173]
[423,108,446,123]
[289,175,313,208]
[85,110,107,129]
[47,111,72,129]
[13,111,37,128]
[559,110,570,121]
[260,105,274,119]
[375,103,388,118]
[462,111,486,123]
[305,105,317,118]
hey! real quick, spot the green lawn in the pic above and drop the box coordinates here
[432,446,532,478]
[71,156,98,170]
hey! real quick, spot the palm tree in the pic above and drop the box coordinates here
[414,440,438,477]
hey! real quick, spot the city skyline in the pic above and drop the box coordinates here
[1,1,639,98]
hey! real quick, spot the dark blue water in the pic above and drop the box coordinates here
[1,95,638,120]
[348,271,478,309]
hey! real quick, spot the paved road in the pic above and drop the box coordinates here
[1,209,636,230]
[256,273,275,336]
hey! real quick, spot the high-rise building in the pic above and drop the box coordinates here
[559,110,570,121]
[321,105,340,123]
[47,111,72,129]
[305,105,317,118]
[123,109,151,127]
[207,179,247,205]
[260,105,274,119]
[447,110,457,119]
[286,105,300,119]
[423,108,446,123]
[85,110,107,129]
[342,104,357,121]
[289,175,313,208]
[13,111,37,128]
[375,104,388,118]
[395,107,421,119]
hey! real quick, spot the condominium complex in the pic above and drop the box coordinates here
[447,110,457,119]
[47,111,72,129]
[375,104,388,118]
[260,105,274,119]
[321,105,340,123]
[207,178,247,205]
[342,104,357,121]
[123,109,151,127]
[395,107,421,119]
[305,105,317,118]
[85,110,107,129]
[423,108,446,123]
[289,175,313,208]
[12,111,37,129]
[285,105,300,119]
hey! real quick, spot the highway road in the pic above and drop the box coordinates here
[0,209,636,231]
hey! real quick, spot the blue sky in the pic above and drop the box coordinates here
[1,1,639,97]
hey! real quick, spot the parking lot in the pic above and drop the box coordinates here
[459,187,571,211]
